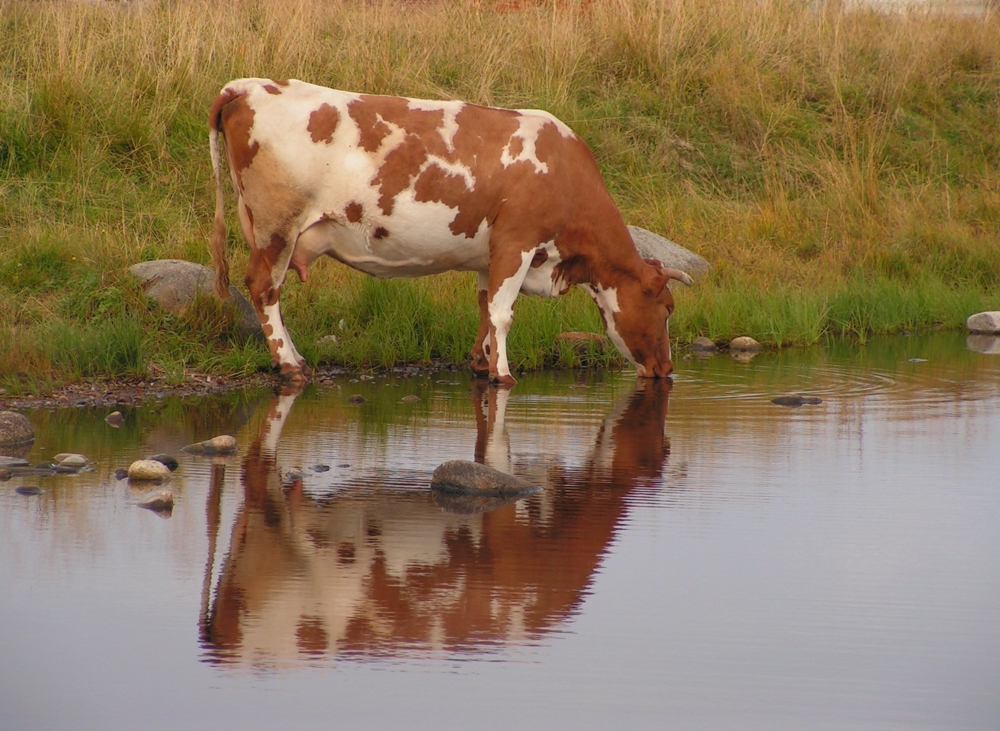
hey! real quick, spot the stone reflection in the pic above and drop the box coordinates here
[200,379,672,666]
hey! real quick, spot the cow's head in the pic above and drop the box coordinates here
[592,259,692,378]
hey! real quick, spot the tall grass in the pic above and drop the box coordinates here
[1,0,998,387]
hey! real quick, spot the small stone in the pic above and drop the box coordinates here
[15,486,42,496]
[54,463,83,474]
[967,311,1000,334]
[114,468,129,480]
[729,336,762,352]
[0,456,29,468]
[55,454,88,467]
[137,489,174,513]
[431,460,540,497]
[0,469,11,481]
[105,411,124,427]
[772,395,824,407]
[347,394,366,404]
[692,336,717,352]
[401,395,421,403]
[908,358,927,363]
[311,464,330,472]
[0,411,34,447]
[147,453,179,471]
[181,435,237,455]
[128,459,172,481]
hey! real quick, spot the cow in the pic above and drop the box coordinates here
[208,78,693,386]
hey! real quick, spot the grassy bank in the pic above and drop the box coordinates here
[1,0,998,392]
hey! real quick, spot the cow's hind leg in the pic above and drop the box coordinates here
[245,239,311,384]
[469,272,491,377]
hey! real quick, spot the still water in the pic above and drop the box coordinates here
[2,334,999,730]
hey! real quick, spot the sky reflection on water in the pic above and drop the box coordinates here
[1,333,998,730]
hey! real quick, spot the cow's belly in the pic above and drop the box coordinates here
[295,207,491,279]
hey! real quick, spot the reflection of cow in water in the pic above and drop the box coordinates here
[200,379,672,665]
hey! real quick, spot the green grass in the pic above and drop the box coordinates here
[1,0,998,391]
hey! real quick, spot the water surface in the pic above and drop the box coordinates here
[2,334,999,730]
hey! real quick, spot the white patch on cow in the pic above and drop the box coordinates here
[421,155,476,192]
[519,240,566,297]
[584,284,638,370]
[408,98,465,154]
[489,250,536,379]
[515,108,576,139]
[501,113,569,175]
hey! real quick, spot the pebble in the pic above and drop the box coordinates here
[401,395,421,403]
[730,336,762,352]
[692,336,718,352]
[181,435,237,455]
[311,464,330,472]
[772,395,824,407]
[347,394,366,404]
[54,454,89,467]
[15,486,42,496]
[128,459,172,481]
[105,411,124,427]
[908,358,928,363]
[114,468,129,480]
[0,456,30,468]
[147,453,179,471]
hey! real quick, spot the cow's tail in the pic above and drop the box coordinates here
[208,93,232,300]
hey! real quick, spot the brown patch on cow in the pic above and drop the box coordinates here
[263,84,282,95]
[219,95,259,174]
[347,97,395,153]
[262,322,274,338]
[506,136,523,159]
[307,103,340,144]
[373,226,389,240]
[272,78,290,87]
[345,201,364,223]
[530,248,548,268]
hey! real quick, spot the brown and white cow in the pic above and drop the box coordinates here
[209,78,692,385]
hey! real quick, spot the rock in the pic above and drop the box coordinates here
[0,411,34,447]
[128,459,172,481]
[146,453,179,471]
[730,336,762,352]
[401,395,421,403]
[137,489,174,513]
[54,454,88,467]
[0,456,30,468]
[181,435,237,455]
[128,259,263,340]
[105,411,124,427]
[908,358,927,363]
[347,394,366,404]
[628,226,712,279]
[692,336,717,352]
[431,460,540,497]
[311,464,330,472]
[15,486,42,496]
[967,311,1000,334]
[114,468,129,480]
[772,395,823,407]
[967,334,1000,355]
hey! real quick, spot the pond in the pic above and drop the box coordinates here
[2,333,999,730]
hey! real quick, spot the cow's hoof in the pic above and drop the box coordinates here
[489,374,517,389]
[469,355,490,376]
[279,365,310,384]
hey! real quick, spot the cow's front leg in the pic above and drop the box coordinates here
[486,249,535,388]
[245,245,311,384]
[469,272,491,377]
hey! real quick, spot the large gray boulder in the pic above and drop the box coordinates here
[0,411,34,447]
[129,259,262,340]
[967,312,1000,334]
[628,226,712,279]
